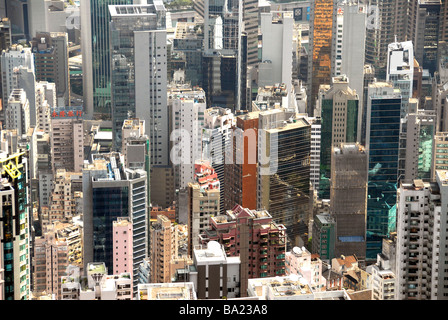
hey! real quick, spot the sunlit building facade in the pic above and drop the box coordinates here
[307,0,335,114]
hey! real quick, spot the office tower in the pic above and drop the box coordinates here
[365,0,408,79]
[112,217,133,277]
[121,117,151,208]
[4,0,29,41]
[311,212,335,261]
[365,82,402,260]
[400,108,436,180]
[80,0,134,119]
[27,0,68,39]
[187,161,220,255]
[433,132,448,174]
[257,110,311,245]
[440,0,448,43]
[387,41,414,118]
[150,214,178,283]
[199,205,286,297]
[82,153,148,294]
[0,18,11,101]
[396,174,448,300]
[202,107,235,214]
[259,11,293,91]
[202,0,247,111]
[360,64,376,146]
[317,75,360,199]
[169,86,206,189]
[0,149,31,300]
[150,166,175,209]
[309,117,321,193]
[172,22,204,87]
[0,18,10,52]
[332,1,367,112]
[307,0,335,114]
[408,0,442,75]
[243,0,258,68]
[30,32,70,108]
[109,3,168,155]
[35,82,54,134]
[224,111,259,211]
[1,44,34,111]
[437,41,448,81]
[11,66,37,128]
[433,75,448,132]
[330,143,368,261]
[5,89,29,136]
[33,229,69,300]
[50,115,83,173]
[413,58,424,100]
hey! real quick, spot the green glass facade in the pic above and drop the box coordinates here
[318,99,358,199]
[90,0,133,117]
[92,186,129,273]
[417,124,434,179]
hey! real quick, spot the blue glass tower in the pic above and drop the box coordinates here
[365,83,402,260]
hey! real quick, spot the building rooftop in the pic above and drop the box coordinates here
[87,263,107,275]
[138,283,196,300]
[248,275,313,299]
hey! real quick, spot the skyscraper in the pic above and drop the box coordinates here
[386,40,414,118]
[30,32,70,108]
[202,0,247,111]
[257,110,311,245]
[365,82,402,260]
[0,148,31,300]
[365,0,409,79]
[82,153,148,294]
[332,1,367,114]
[307,0,335,114]
[80,0,134,119]
[407,0,442,75]
[259,11,293,91]
[109,3,167,155]
[330,143,368,260]
[317,75,360,200]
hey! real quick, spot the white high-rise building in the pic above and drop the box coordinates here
[169,86,206,189]
[332,1,367,119]
[259,11,294,92]
[202,107,235,214]
[5,88,29,136]
[109,3,169,166]
[395,172,448,300]
[386,40,414,118]
[1,44,34,105]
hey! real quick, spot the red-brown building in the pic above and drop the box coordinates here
[199,204,287,296]
[224,111,259,211]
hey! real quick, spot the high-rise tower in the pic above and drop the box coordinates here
[80,0,134,120]
[307,0,335,114]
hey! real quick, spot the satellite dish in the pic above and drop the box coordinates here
[293,247,302,255]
